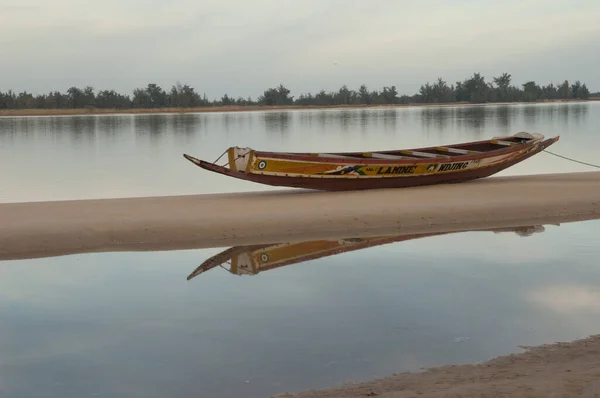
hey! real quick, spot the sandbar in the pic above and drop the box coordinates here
[273,334,600,398]
[1,171,599,261]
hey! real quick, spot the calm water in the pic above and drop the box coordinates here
[0,102,598,203]
[1,103,600,398]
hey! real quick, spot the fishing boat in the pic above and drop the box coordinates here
[183,132,559,191]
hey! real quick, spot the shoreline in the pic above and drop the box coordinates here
[0,98,597,118]
[1,171,599,261]
[273,334,600,398]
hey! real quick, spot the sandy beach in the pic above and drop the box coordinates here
[273,334,600,398]
[1,171,599,261]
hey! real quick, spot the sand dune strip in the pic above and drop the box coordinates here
[1,171,599,261]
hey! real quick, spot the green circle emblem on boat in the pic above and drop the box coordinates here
[260,253,269,262]
[257,160,267,170]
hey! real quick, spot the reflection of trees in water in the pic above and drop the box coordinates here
[337,110,353,131]
[455,106,487,132]
[382,109,397,132]
[299,108,398,132]
[50,116,96,144]
[134,114,168,146]
[420,107,453,131]
[297,108,399,133]
[262,112,291,134]
[170,114,206,137]
[521,103,589,126]
[523,105,539,125]
[96,116,129,132]
[311,110,357,131]
[0,117,25,137]
[0,115,133,145]
[419,103,591,134]
[96,116,133,142]
[298,111,315,128]
[420,106,488,133]
[0,117,45,146]
[567,103,589,125]
[220,112,254,134]
[359,109,370,132]
[493,105,511,128]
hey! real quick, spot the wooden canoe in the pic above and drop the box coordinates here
[183,132,559,191]
[187,225,548,279]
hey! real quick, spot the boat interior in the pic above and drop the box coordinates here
[302,133,539,160]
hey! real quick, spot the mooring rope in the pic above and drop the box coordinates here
[213,149,229,164]
[215,150,252,168]
[542,150,600,169]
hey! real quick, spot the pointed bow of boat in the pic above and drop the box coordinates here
[183,153,203,166]
[183,153,237,178]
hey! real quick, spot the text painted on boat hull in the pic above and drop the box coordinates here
[376,166,417,175]
[438,162,469,172]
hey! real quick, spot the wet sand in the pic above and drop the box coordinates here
[273,334,600,398]
[1,171,599,261]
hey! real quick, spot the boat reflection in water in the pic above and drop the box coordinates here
[187,224,550,280]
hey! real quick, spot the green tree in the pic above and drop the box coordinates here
[257,84,293,105]
[558,80,571,99]
[358,84,372,104]
[464,73,489,103]
[493,73,511,101]
[381,86,399,104]
[522,81,541,101]
[66,86,84,108]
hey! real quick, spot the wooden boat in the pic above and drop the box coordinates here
[182,132,559,191]
[187,225,548,280]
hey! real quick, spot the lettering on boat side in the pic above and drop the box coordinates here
[376,165,417,175]
[439,162,469,172]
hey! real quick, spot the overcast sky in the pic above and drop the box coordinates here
[1,0,598,99]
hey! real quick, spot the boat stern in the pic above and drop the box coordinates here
[512,131,547,143]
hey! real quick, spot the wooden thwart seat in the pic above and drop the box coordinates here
[399,150,451,159]
[491,139,519,147]
[436,146,482,155]
[365,152,414,160]
[312,153,354,158]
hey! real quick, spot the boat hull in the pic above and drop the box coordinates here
[184,137,558,191]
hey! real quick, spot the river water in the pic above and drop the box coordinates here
[0,102,597,203]
[1,102,599,398]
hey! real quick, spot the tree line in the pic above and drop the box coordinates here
[0,73,595,110]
